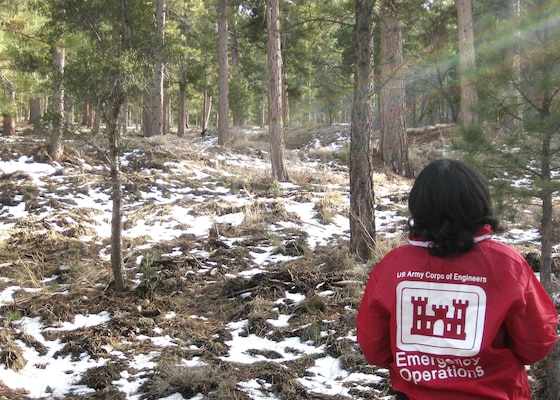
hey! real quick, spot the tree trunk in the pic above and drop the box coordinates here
[349,0,376,261]
[141,99,156,137]
[93,107,100,131]
[281,40,289,127]
[542,197,559,399]
[218,0,230,145]
[201,90,212,133]
[48,45,65,161]
[457,0,478,125]
[177,7,189,138]
[231,23,242,128]
[379,9,411,177]
[260,95,265,128]
[65,101,73,126]
[2,114,15,137]
[104,0,133,293]
[539,127,559,399]
[108,93,127,292]
[81,99,89,126]
[540,140,553,290]
[163,89,170,134]
[504,0,521,133]
[87,100,95,127]
[178,79,187,138]
[2,80,15,137]
[545,342,560,400]
[152,0,165,136]
[266,0,289,182]
[29,97,42,125]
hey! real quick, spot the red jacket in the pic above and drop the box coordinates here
[357,227,558,399]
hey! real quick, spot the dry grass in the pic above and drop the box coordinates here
[0,327,26,372]
[2,256,48,288]
[371,233,408,265]
[230,136,270,155]
[141,362,250,400]
[314,189,347,224]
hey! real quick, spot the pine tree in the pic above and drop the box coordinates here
[349,0,376,260]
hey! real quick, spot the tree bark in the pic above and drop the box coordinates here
[104,0,133,293]
[152,0,166,136]
[218,0,230,145]
[81,99,89,126]
[457,0,478,125]
[93,107,100,131]
[142,103,152,136]
[260,94,265,128]
[2,80,15,137]
[2,113,15,137]
[379,8,411,177]
[48,45,65,161]
[540,128,559,400]
[545,342,560,400]
[540,131,553,295]
[202,89,212,133]
[29,97,42,125]
[163,89,170,134]
[281,34,289,128]
[108,91,126,292]
[231,23,242,128]
[178,79,187,138]
[504,0,521,133]
[349,0,376,261]
[177,7,189,138]
[266,0,289,182]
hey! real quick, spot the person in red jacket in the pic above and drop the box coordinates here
[356,158,558,400]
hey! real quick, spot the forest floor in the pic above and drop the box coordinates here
[0,123,557,400]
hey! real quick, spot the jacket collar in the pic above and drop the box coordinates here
[408,224,493,248]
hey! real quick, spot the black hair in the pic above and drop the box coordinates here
[408,158,502,257]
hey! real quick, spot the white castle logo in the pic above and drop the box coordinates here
[410,296,469,340]
[396,281,487,356]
